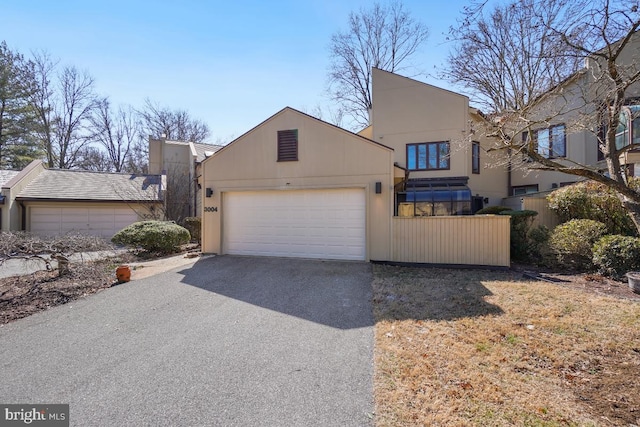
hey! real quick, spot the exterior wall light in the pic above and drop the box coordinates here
[206,188,214,198]
[375,182,382,194]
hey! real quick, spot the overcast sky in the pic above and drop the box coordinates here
[4,0,471,143]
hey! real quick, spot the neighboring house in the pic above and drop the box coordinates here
[509,33,640,196]
[0,169,20,230]
[507,70,602,195]
[148,137,223,220]
[1,160,163,238]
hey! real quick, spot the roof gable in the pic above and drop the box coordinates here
[206,106,392,164]
[203,107,394,182]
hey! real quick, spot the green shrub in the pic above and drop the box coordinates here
[499,209,538,261]
[112,221,190,254]
[182,217,201,243]
[475,205,513,215]
[592,234,640,279]
[528,224,553,265]
[549,219,607,271]
[547,181,637,236]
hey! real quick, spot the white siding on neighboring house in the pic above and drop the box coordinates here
[30,206,139,238]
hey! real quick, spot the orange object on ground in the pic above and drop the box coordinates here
[116,265,131,283]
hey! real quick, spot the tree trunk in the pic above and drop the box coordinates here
[55,255,70,276]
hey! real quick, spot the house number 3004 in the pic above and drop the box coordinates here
[204,207,218,212]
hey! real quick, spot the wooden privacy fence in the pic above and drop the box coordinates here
[503,194,560,230]
[391,216,511,267]
[522,197,560,229]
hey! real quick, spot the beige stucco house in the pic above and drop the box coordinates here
[200,69,511,264]
[148,137,223,220]
[0,160,163,238]
[368,68,509,215]
[201,107,394,261]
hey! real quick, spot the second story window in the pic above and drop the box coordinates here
[523,124,566,159]
[407,142,450,171]
[597,105,640,161]
[614,105,640,150]
[537,124,566,158]
[472,141,480,174]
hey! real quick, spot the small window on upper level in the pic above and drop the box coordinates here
[472,141,480,174]
[277,129,298,162]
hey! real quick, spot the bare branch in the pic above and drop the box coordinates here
[327,1,428,130]
[449,0,640,234]
[137,98,210,143]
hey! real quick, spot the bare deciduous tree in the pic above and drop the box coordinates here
[123,139,149,174]
[75,146,113,172]
[29,51,56,167]
[163,162,193,224]
[31,52,99,169]
[90,99,139,172]
[328,0,429,129]
[138,98,210,142]
[445,0,583,112]
[449,0,640,233]
[300,104,346,128]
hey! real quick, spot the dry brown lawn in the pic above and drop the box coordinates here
[373,265,640,426]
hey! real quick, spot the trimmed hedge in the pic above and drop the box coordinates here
[549,219,607,270]
[475,205,513,215]
[592,234,640,279]
[112,221,190,254]
[182,217,201,243]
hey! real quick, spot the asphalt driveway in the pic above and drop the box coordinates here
[0,256,374,426]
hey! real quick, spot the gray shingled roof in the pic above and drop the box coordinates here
[192,142,223,162]
[0,170,19,188]
[16,169,162,202]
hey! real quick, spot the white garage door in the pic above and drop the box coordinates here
[223,188,366,260]
[30,206,139,238]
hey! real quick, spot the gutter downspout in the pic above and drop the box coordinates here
[194,173,203,218]
[193,162,198,218]
[507,148,512,197]
[161,172,167,220]
[19,201,26,231]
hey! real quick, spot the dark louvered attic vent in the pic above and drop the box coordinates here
[277,129,298,162]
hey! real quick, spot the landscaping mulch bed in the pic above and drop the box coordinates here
[0,245,201,325]
[514,266,640,302]
[0,258,123,324]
